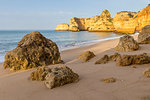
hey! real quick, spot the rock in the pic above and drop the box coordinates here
[116,55,134,66]
[30,66,51,81]
[102,77,116,83]
[116,53,150,66]
[78,51,95,62]
[113,11,137,34]
[88,10,115,32]
[138,25,150,44]
[109,53,120,61]
[134,4,150,32]
[69,16,100,31]
[4,31,62,70]
[44,65,79,89]
[131,65,136,68]
[144,69,150,78]
[55,24,69,31]
[95,55,109,64]
[133,53,150,64]
[69,26,79,32]
[115,35,139,52]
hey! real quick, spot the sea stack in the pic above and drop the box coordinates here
[55,24,69,31]
[4,31,62,70]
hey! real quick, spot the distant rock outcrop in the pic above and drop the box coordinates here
[55,24,69,31]
[138,25,150,44]
[113,11,137,34]
[56,5,150,33]
[4,31,62,70]
[69,26,79,32]
[88,10,115,32]
[134,5,150,32]
[115,35,139,52]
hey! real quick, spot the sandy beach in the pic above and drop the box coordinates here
[1,34,150,100]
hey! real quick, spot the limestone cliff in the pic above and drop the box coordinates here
[55,24,69,31]
[70,16,100,31]
[56,5,150,33]
[113,11,137,34]
[88,10,114,32]
[134,4,150,32]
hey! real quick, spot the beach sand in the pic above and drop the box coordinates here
[1,34,150,100]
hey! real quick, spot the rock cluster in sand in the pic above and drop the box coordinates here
[78,51,95,62]
[4,31,62,70]
[116,53,150,66]
[56,5,150,33]
[30,65,79,89]
[138,25,150,44]
[115,35,139,52]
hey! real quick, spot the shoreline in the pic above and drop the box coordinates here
[0,33,138,63]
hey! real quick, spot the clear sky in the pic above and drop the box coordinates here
[0,0,149,30]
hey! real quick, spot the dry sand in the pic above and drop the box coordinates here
[1,34,150,100]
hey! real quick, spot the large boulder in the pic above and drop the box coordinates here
[4,31,62,70]
[116,53,150,66]
[115,35,139,52]
[78,51,95,62]
[138,25,150,44]
[44,65,79,89]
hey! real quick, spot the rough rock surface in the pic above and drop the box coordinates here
[55,24,69,31]
[44,65,79,89]
[4,31,62,70]
[109,53,120,61]
[138,25,150,44]
[102,77,116,83]
[135,5,150,32]
[116,53,150,66]
[78,51,95,62]
[69,26,79,32]
[30,66,51,81]
[88,10,115,32]
[113,11,137,34]
[115,35,139,52]
[57,4,150,33]
[95,55,109,64]
[144,69,150,78]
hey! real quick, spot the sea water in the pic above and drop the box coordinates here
[0,30,123,62]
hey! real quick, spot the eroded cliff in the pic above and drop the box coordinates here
[55,5,150,33]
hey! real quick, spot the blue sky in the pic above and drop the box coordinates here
[0,0,149,30]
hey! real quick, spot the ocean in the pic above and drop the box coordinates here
[0,30,123,62]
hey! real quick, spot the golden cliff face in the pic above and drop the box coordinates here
[88,10,114,32]
[56,5,150,33]
[134,4,150,32]
[113,11,137,34]
[70,16,100,31]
